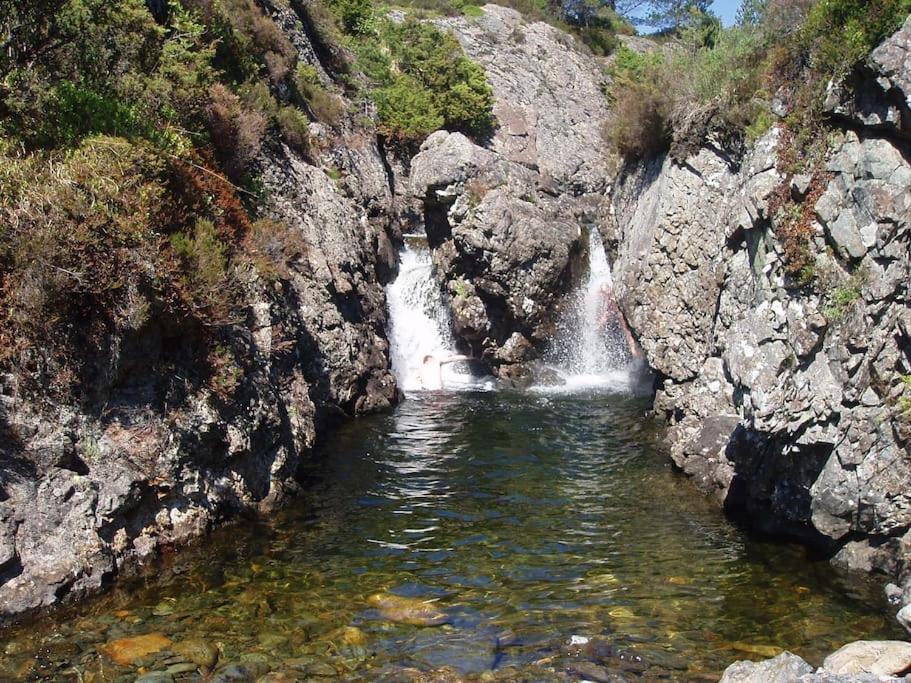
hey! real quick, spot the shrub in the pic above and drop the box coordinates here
[374,76,446,141]
[294,64,346,124]
[0,137,166,368]
[247,218,306,281]
[275,106,313,155]
[170,218,237,323]
[207,83,267,179]
[187,0,297,84]
[604,47,674,160]
[1,0,215,151]
[801,0,911,79]
[327,0,375,34]
[358,19,495,141]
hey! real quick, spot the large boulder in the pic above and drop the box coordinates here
[823,640,911,678]
[437,5,613,192]
[409,7,618,371]
[411,132,583,369]
[720,652,814,683]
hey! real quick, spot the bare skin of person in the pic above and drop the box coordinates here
[419,354,472,390]
[598,284,641,359]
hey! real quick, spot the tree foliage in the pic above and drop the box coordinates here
[345,17,495,142]
[605,0,911,164]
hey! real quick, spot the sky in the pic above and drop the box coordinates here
[711,0,741,26]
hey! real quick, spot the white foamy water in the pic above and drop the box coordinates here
[386,235,483,392]
[540,227,647,394]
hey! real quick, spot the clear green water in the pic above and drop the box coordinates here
[0,391,901,681]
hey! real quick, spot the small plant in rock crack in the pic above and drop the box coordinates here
[451,278,472,299]
[822,265,868,322]
[209,343,244,399]
[465,177,491,209]
[899,375,911,423]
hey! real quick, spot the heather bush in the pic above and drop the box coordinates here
[207,83,268,179]
[294,64,347,125]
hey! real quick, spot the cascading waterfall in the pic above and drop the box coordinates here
[579,226,616,374]
[543,226,636,389]
[385,233,476,392]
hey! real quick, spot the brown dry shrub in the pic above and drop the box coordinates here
[0,139,164,352]
[246,218,306,281]
[604,81,672,162]
[207,83,267,180]
[766,128,831,281]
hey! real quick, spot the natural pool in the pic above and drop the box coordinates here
[0,390,901,681]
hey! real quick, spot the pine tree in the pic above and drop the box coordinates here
[643,0,712,32]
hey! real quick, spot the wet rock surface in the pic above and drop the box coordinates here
[609,14,911,612]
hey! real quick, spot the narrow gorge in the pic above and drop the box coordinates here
[0,0,910,681]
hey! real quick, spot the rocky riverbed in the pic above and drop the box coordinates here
[0,393,902,682]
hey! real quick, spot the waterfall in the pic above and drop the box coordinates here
[580,226,615,374]
[386,234,477,392]
[542,226,635,389]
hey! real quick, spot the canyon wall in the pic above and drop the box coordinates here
[0,4,398,621]
[609,17,911,591]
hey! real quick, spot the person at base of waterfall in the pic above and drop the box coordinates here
[420,354,472,390]
[598,284,642,359]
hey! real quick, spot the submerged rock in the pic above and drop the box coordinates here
[98,632,172,666]
[173,638,219,669]
[367,593,449,626]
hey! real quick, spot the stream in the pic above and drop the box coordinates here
[0,390,901,681]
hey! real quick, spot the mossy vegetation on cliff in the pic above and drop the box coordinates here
[0,0,497,400]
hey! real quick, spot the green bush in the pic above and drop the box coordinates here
[354,18,495,141]
[170,218,230,310]
[327,0,375,33]
[374,76,446,140]
[294,64,346,124]
[275,106,313,155]
[802,0,911,78]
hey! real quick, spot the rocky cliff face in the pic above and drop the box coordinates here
[609,18,911,590]
[0,6,397,622]
[410,5,614,376]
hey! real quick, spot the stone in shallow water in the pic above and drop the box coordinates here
[720,652,813,683]
[367,593,449,626]
[98,633,172,666]
[822,640,911,677]
[173,638,219,669]
[724,642,782,659]
[209,661,271,682]
[325,625,368,647]
[134,672,174,683]
[569,661,627,682]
